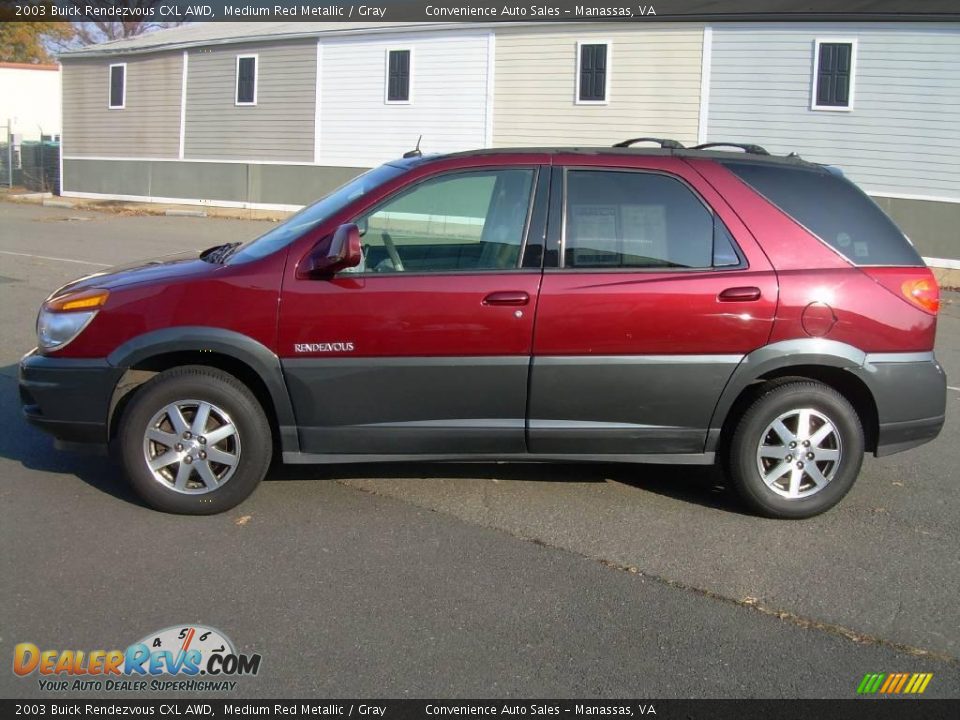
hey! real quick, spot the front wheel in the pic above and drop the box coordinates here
[727,381,864,519]
[118,366,272,514]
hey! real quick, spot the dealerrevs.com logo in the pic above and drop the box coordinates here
[13,625,261,692]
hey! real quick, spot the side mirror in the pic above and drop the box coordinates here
[304,223,362,277]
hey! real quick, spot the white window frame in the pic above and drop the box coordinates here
[575,40,612,106]
[811,38,857,112]
[384,48,414,105]
[235,54,258,107]
[107,63,126,110]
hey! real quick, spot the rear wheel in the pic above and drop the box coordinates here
[118,366,272,514]
[727,381,864,519]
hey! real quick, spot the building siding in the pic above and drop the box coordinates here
[492,24,704,148]
[184,39,316,162]
[707,23,960,201]
[318,32,491,167]
[61,53,182,157]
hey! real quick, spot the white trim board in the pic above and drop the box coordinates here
[62,155,348,167]
[574,39,612,106]
[313,40,323,165]
[178,51,188,160]
[868,191,960,206]
[484,31,495,148]
[383,47,414,105]
[697,27,712,146]
[107,63,126,109]
[234,53,258,106]
[924,257,960,270]
[810,37,858,112]
[61,190,302,213]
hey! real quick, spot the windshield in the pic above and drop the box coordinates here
[227,164,407,264]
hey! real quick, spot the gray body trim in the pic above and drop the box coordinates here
[858,351,946,455]
[282,451,716,466]
[705,340,945,456]
[529,354,743,454]
[59,329,939,464]
[107,327,300,453]
[281,356,531,455]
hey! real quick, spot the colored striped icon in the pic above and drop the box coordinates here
[857,672,934,694]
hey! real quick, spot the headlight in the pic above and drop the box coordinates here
[36,289,109,351]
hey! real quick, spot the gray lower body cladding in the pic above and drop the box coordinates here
[281,355,741,457]
[856,353,947,456]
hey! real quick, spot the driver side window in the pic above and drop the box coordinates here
[348,168,535,273]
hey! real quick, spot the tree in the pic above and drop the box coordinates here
[0,22,76,64]
[62,1,188,48]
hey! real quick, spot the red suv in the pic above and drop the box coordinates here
[19,141,946,518]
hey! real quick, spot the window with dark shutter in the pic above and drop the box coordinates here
[236,56,257,105]
[109,65,125,109]
[387,50,411,102]
[578,44,608,102]
[815,42,854,108]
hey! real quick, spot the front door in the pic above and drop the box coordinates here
[279,166,546,455]
[529,162,778,455]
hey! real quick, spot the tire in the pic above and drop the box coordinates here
[118,366,272,514]
[726,380,864,519]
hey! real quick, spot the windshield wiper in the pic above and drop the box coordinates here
[200,242,241,264]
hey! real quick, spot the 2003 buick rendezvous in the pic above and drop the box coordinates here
[19,140,946,517]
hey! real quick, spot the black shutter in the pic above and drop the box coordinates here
[109,65,124,107]
[816,42,852,107]
[579,44,607,102]
[237,57,256,104]
[388,50,410,101]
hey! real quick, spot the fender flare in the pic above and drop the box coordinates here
[705,339,868,452]
[106,327,299,453]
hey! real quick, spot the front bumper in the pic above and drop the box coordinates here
[19,349,125,447]
[858,352,947,457]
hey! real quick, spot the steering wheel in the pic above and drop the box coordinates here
[381,232,405,272]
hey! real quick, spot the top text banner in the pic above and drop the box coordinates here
[3,0,960,24]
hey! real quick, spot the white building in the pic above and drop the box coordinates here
[0,62,62,142]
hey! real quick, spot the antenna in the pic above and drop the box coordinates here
[403,135,423,159]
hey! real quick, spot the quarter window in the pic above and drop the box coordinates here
[386,49,411,103]
[350,169,536,273]
[813,40,855,110]
[577,43,609,103]
[563,170,730,270]
[108,64,126,109]
[236,55,257,105]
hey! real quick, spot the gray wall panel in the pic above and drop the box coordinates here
[64,159,371,207]
[63,158,151,196]
[62,53,184,158]
[184,40,317,162]
[255,164,367,206]
[875,197,960,259]
[150,162,248,203]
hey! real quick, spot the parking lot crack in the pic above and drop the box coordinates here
[339,478,960,668]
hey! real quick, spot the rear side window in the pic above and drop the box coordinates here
[721,162,923,267]
[563,170,738,269]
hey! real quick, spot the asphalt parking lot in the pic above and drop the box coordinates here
[1,200,958,699]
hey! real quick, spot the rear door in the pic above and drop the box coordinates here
[279,165,549,456]
[528,157,777,455]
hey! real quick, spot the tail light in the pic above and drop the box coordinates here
[861,267,940,315]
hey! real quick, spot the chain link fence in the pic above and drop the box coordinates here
[1,139,60,194]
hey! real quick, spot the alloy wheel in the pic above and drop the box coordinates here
[755,408,842,499]
[142,399,241,494]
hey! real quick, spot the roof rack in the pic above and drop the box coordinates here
[613,137,685,149]
[691,142,770,156]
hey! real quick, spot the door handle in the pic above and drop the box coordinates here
[483,291,530,306]
[718,286,762,302]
